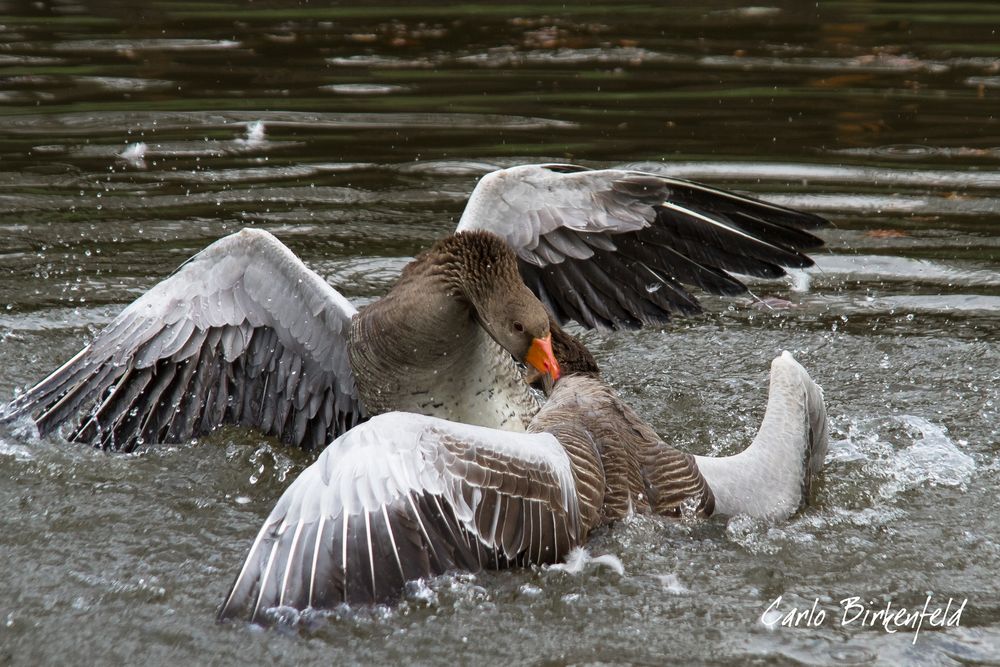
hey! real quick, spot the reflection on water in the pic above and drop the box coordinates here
[0,1,998,665]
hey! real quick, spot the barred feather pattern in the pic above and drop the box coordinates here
[217,412,592,621]
[1,229,363,451]
[531,374,714,522]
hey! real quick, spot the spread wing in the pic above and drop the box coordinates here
[1,228,363,452]
[456,164,829,329]
[217,412,585,623]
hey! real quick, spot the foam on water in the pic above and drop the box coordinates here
[831,415,977,502]
[0,412,40,452]
[0,437,34,462]
[720,412,975,557]
[726,516,803,555]
[657,573,689,595]
[884,416,977,495]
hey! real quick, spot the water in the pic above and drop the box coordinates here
[1,1,998,664]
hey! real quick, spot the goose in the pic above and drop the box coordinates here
[216,326,827,623]
[1,164,828,451]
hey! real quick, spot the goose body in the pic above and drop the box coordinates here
[1,229,556,450]
[347,234,544,431]
[2,163,828,451]
[534,374,715,521]
[218,350,827,623]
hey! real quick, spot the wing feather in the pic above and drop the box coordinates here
[457,164,829,329]
[1,228,364,451]
[217,412,585,623]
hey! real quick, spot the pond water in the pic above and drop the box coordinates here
[0,1,998,664]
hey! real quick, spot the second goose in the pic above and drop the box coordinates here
[217,330,827,622]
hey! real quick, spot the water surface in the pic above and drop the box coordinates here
[1,2,998,665]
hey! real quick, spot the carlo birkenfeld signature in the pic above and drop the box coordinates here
[761,594,967,644]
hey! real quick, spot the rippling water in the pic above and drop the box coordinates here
[1,2,998,665]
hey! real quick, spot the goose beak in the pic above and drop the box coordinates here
[525,334,561,384]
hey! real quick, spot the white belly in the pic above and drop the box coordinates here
[394,333,539,431]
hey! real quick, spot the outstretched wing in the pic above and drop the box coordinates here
[218,412,586,623]
[457,164,829,329]
[1,228,363,452]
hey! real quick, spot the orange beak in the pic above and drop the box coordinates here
[525,334,561,383]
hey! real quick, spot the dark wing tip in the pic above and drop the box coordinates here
[519,257,699,331]
[512,171,829,331]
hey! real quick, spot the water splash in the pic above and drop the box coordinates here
[0,437,34,461]
[118,142,147,169]
[403,578,438,605]
[242,120,266,145]
[787,269,812,293]
[657,573,689,594]
[883,416,976,495]
[830,415,976,501]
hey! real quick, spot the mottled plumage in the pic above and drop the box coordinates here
[348,230,550,431]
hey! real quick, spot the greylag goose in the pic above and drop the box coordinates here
[1,164,828,451]
[217,329,827,623]
[1,230,557,450]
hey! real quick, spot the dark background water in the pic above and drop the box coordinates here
[0,2,998,665]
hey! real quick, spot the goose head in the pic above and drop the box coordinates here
[527,317,598,392]
[435,230,561,383]
[478,278,560,384]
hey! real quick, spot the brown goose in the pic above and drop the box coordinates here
[1,164,827,451]
[0,230,558,450]
[217,329,827,623]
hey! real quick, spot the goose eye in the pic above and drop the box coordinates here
[513,321,525,333]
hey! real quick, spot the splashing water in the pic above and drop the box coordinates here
[885,416,976,494]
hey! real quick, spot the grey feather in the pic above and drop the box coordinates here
[217,412,584,622]
[1,228,365,451]
[457,164,828,329]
